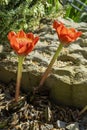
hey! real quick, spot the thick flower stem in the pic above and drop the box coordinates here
[15,56,24,102]
[39,43,63,87]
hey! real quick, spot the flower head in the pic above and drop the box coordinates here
[53,20,82,45]
[8,30,39,55]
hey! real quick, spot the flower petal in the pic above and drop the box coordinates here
[10,37,19,50]
[74,31,82,39]
[26,33,34,40]
[53,20,64,30]
[17,30,26,38]
[53,20,82,45]
[8,31,16,41]
[33,37,39,45]
[18,45,27,55]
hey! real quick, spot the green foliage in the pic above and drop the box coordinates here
[64,0,87,22]
[45,0,61,14]
[0,0,62,44]
[0,0,45,44]
[80,12,87,22]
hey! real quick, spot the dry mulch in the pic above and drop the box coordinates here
[0,81,87,130]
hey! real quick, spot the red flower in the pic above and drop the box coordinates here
[53,20,82,45]
[8,30,39,55]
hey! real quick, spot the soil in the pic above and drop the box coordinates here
[0,81,87,130]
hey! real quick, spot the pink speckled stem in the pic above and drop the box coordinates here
[39,43,63,87]
[15,56,24,102]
